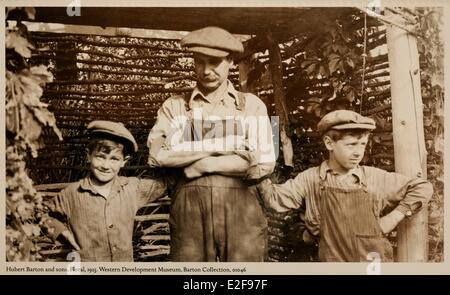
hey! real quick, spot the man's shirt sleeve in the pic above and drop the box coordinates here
[245,95,276,180]
[147,98,183,167]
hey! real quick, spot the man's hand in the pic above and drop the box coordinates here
[184,161,205,179]
[183,154,251,179]
[61,230,81,251]
[302,230,316,245]
[378,210,406,234]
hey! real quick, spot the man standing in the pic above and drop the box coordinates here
[147,26,276,262]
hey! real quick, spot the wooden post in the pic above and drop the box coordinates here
[238,55,254,93]
[385,12,428,262]
[266,32,293,167]
[238,36,267,94]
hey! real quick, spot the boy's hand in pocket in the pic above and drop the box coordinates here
[61,230,81,251]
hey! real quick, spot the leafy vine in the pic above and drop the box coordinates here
[5,7,62,261]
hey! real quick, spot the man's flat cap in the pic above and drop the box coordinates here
[317,110,376,135]
[87,120,138,152]
[181,26,244,57]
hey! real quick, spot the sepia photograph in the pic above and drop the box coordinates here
[2,0,447,276]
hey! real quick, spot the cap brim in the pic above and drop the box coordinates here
[90,130,138,152]
[188,46,230,57]
[332,123,376,130]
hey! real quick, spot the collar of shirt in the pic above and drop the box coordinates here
[79,175,129,197]
[189,80,239,109]
[318,161,367,186]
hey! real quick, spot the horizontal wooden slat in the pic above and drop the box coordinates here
[138,249,170,258]
[48,79,166,86]
[362,103,391,116]
[38,54,194,72]
[44,88,192,96]
[37,48,191,61]
[43,96,168,105]
[35,183,71,190]
[29,7,360,36]
[40,248,71,255]
[138,245,170,251]
[49,106,159,112]
[140,235,170,241]
[55,67,190,77]
[31,34,186,52]
[135,214,170,222]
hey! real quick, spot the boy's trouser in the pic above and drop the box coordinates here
[169,175,268,262]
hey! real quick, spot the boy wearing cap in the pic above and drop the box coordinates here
[257,110,433,262]
[45,120,166,262]
[148,26,276,262]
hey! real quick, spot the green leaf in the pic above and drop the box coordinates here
[338,60,345,74]
[346,90,355,102]
[7,66,62,147]
[18,75,46,106]
[424,117,433,127]
[372,135,381,143]
[29,65,54,84]
[306,97,321,114]
[314,106,322,117]
[305,63,317,75]
[337,45,348,55]
[5,107,19,134]
[301,58,316,67]
[5,30,35,58]
[307,97,322,104]
[18,105,42,155]
[346,57,355,69]
[18,203,34,223]
[32,107,63,141]
[319,65,328,76]
[328,53,341,74]
[434,134,444,153]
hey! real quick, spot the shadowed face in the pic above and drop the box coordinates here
[324,133,369,172]
[194,53,232,93]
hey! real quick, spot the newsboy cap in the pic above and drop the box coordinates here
[317,110,376,135]
[181,26,244,57]
[87,120,138,152]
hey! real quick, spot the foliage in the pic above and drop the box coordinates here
[5,7,62,261]
[247,8,444,262]
[413,8,444,262]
